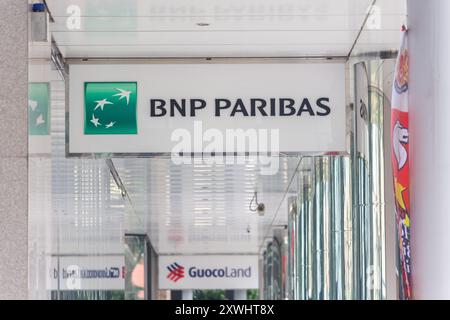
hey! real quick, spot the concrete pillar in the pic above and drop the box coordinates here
[234,290,247,300]
[182,290,193,300]
[0,0,28,300]
[408,0,450,299]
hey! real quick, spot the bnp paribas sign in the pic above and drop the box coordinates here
[68,62,346,156]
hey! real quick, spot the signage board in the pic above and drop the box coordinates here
[29,62,60,154]
[29,82,50,136]
[47,255,125,291]
[158,255,259,290]
[68,62,346,156]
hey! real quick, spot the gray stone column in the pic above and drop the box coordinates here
[0,0,28,300]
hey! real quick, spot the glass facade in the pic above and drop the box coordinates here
[23,0,406,301]
[262,238,283,300]
[28,51,397,301]
[262,55,397,300]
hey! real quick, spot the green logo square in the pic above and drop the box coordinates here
[28,82,50,136]
[84,82,137,135]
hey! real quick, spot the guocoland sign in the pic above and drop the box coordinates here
[188,266,252,278]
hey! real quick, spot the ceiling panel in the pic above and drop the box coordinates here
[112,156,301,254]
[44,0,387,58]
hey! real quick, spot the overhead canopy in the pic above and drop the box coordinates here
[45,0,405,58]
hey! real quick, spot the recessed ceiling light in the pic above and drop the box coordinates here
[196,22,210,27]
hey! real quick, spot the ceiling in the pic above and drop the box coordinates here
[113,156,303,254]
[43,0,406,58]
[28,0,406,257]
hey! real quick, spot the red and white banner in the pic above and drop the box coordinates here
[391,30,412,299]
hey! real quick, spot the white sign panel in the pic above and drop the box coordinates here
[68,62,346,155]
[158,255,259,290]
[47,255,125,291]
[28,63,59,155]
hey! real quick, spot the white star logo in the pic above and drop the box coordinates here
[29,99,38,111]
[105,121,116,128]
[90,114,101,127]
[36,114,45,126]
[113,88,132,105]
[94,98,113,111]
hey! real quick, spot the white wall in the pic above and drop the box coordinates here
[408,0,450,299]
